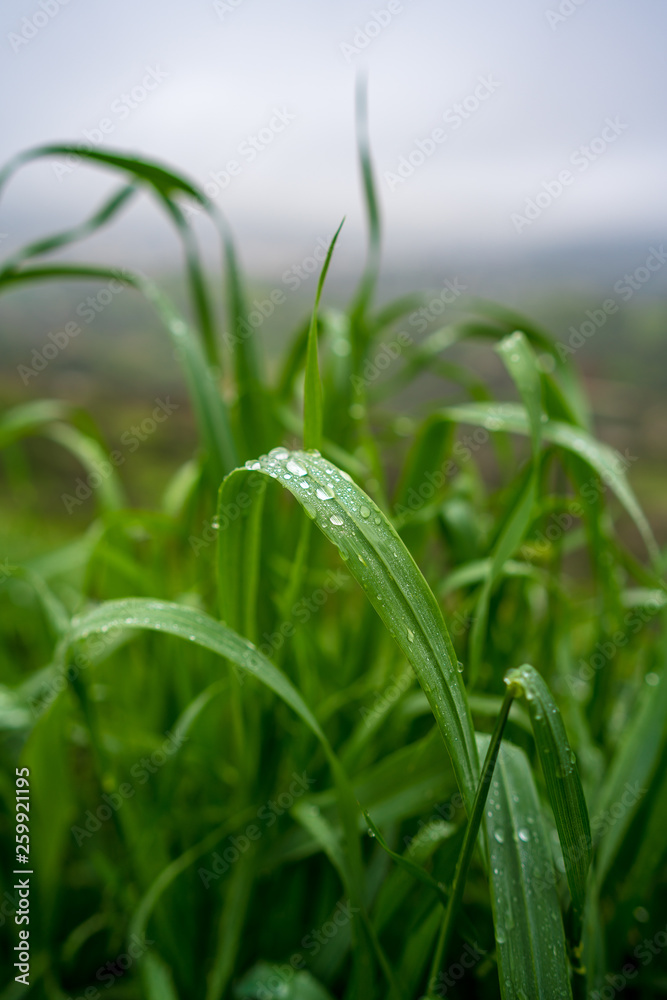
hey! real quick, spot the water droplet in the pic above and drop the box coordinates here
[268,446,289,460]
[359,505,371,518]
[518,828,530,842]
[367,828,376,838]
[316,487,334,500]
[374,515,381,524]
[330,514,344,526]
[407,628,415,643]
[456,660,464,673]
[286,458,307,477]
[494,829,505,844]
[244,460,261,470]
[282,473,292,480]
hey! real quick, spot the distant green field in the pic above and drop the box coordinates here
[1,119,666,1000]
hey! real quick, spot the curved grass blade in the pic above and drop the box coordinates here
[435,401,659,563]
[363,810,448,905]
[0,264,237,479]
[480,735,573,1000]
[0,402,125,512]
[304,219,344,451]
[505,664,591,930]
[218,451,479,811]
[0,184,137,275]
[468,332,544,681]
[64,597,329,744]
[62,597,396,996]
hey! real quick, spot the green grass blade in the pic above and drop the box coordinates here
[349,77,381,323]
[219,451,479,811]
[304,220,344,451]
[592,663,667,886]
[0,184,136,275]
[0,403,125,512]
[505,664,592,926]
[436,401,659,563]
[0,265,237,478]
[480,735,573,1000]
[65,597,328,743]
[469,333,544,681]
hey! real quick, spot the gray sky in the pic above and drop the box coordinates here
[1,0,666,276]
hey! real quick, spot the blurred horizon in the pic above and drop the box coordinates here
[1,0,666,283]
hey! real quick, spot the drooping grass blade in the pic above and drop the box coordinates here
[218,450,479,811]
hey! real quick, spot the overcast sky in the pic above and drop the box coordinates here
[1,0,666,277]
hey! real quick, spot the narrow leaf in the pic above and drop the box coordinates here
[480,735,573,1000]
[219,452,479,811]
[505,664,592,922]
[304,219,344,450]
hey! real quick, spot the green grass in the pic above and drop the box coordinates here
[1,98,666,1000]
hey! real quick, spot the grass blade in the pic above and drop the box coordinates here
[505,664,592,931]
[304,220,345,451]
[219,451,479,811]
[481,735,573,1000]
[436,401,659,563]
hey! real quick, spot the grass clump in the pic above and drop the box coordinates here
[0,98,666,1000]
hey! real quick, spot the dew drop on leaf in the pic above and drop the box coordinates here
[286,459,307,477]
